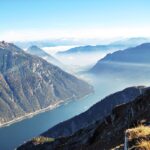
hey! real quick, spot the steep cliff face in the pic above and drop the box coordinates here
[0,41,93,125]
[42,86,146,138]
[18,87,150,150]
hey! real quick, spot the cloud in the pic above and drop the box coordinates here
[43,45,77,55]
[0,27,150,42]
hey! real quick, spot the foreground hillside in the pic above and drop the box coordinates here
[18,86,150,150]
[124,125,150,150]
[42,86,146,138]
[0,41,93,126]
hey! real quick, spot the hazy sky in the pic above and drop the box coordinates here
[1,0,150,41]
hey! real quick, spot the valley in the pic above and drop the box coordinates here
[1,70,150,150]
[1,41,150,150]
[1,1,150,150]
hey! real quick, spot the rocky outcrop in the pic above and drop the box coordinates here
[0,41,93,125]
[17,87,150,150]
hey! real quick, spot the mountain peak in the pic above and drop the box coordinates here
[27,45,63,67]
[136,42,150,48]
[0,41,22,52]
[28,45,43,52]
[29,45,41,49]
[0,41,11,49]
[27,45,51,57]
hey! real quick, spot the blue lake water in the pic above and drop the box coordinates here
[0,74,149,150]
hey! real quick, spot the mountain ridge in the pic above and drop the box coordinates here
[27,45,62,67]
[42,86,146,138]
[90,43,150,74]
[17,87,150,150]
[0,41,93,126]
[56,44,125,55]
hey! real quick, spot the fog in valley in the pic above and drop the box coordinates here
[1,1,150,150]
[43,47,150,92]
[1,43,150,150]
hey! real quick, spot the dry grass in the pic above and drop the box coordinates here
[111,144,124,150]
[130,140,150,150]
[126,125,150,140]
[32,136,54,145]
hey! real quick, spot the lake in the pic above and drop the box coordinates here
[0,74,149,150]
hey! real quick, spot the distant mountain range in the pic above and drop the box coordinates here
[111,37,149,47]
[16,40,150,150]
[90,43,150,75]
[0,41,93,126]
[14,37,149,52]
[56,44,126,55]
[27,45,62,67]
[56,38,150,55]
[18,86,150,150]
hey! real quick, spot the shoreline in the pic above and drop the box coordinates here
[0,92,93,128]
[0,100,64,128]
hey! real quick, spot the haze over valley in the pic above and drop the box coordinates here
[1,1,150,150]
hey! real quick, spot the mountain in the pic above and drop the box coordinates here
[0,41,93,126]
[42,86,146,138]
[90,43,150,75]
[27,45,62,67]
[15,41,57,49]
[112,37,150,47]
[18,87,150,150]
[15,37,150,50]
[56,38,150,56]
[56,44,126,55]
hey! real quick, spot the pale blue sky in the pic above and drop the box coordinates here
[1,0,150,41]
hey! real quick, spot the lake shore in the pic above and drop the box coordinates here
[0,93,92,128]
[0,100,64,128]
